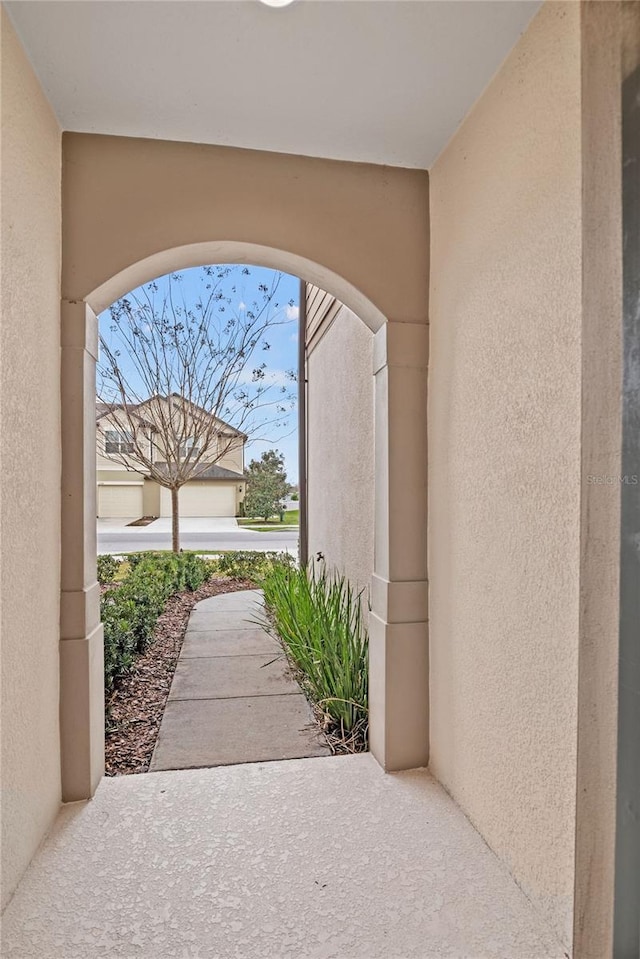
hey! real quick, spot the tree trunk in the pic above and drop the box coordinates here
[171,487,180,552]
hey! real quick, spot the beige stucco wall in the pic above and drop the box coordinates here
[218,440,243,475]
[0,9,62,908]
[61,133,429,330]
[307,305,374,599]
[428,3,581,947]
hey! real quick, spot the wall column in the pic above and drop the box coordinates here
[369,321,429,770]
[60,300,104,801]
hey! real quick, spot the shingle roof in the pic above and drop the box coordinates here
[96,395,246,438]
[154,462,245,482]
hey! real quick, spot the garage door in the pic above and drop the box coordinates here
[98,483,144,519]
[160,482,236,517]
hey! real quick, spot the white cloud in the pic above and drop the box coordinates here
[289,331,298,343]
[286,304,299,321]
[238,301,246,311]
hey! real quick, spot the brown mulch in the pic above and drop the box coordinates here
[104,576,254,776]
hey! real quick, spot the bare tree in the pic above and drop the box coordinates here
[97,266,296,551]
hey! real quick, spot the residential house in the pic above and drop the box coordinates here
[96,394,246,518]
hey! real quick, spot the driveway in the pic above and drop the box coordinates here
[97,516,238,535]
[97,516,298,555]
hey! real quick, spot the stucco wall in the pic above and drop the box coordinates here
[307,305,374,598]
[61,133,429,331]
[428,3,581,946]
[0,9,62,908]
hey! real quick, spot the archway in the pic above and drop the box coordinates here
[59,136,430,802]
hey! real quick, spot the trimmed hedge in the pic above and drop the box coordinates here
[97,553,122,585]
[101,552,210,693]
[212,550,294,583]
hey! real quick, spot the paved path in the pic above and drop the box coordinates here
[150,589,329,770]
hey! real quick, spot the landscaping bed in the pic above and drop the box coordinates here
[101,553,253,775]
[261,560,369,754]
[101,550,369,773]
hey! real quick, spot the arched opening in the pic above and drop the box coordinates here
[86,242,387,333]
[60,237,429,801]
[96,260,371,773]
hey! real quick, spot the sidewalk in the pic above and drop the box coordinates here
[150,589,329,770]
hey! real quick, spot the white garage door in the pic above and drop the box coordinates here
[160,482,236,517]
[98,483,143,518]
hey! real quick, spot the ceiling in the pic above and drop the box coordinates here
[7,0,540,170]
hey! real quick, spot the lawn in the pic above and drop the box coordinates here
[239,509,299,528]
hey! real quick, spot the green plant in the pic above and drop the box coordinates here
[101,551,210,694]
[261,561,368,747]
[244,449,289,521]
[97,553,122,585]
[182,551,209,591]
[212,550,293,583]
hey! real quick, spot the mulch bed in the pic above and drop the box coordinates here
[104,575,254,776]
[126,515,158,527]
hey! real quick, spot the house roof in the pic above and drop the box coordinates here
[167,394,247,439]
[154,463,245,483]
[96,395,247,439]
[96,403,156,430]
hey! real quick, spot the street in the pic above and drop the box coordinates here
[97,518,299,555]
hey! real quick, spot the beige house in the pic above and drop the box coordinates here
[96,395,246,519]
[2,3,638,957]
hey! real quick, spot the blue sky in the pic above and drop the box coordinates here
[98,265,300,483]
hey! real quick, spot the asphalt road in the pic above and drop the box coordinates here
[98,527,299,555]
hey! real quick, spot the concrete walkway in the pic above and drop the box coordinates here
[150,589,329,770]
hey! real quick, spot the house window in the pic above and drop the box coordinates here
[105,430,134,454]
[179,437,201,458]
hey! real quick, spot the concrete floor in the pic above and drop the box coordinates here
[1,755,565,959]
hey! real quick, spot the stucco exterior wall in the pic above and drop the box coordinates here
[61,133,429,330]
[307,305,374,598]
[0,9,62,908]
[428,3,581,947]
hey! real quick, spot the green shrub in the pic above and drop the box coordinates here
[261,561,368,746]
[97,554,122,585]
[101,551,210,694]
[212,550,293,583]
[183,551,209,591]
[127,551,153,570]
